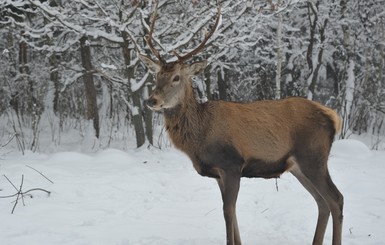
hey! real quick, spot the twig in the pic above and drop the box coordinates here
[23,188,51,195]
[0,175,51,214]
[12,174,24,214]
[204,208,217,216]
[0,193,19,198]
[0,133,16,148]
[275,178,279,192]
[3,174,18,191]
[26,165,54,184]
[20,175,26,207]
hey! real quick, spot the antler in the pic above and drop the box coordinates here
[173,4,221,63]
[145,0,165,64]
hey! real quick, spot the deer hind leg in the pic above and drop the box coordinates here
[290,164,330,245]
[217,170,242,245]
[290,157,344,245]
[310,170,343,245]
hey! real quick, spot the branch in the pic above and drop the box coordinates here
[0,175,52,214]
[0,134,16,148]
[12,174,25,214]
[3,175,18,191]
[27,0,124,43]
[26,165,54,184]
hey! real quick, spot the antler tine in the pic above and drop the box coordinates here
[173,4,221,63]
[145,0,165,64]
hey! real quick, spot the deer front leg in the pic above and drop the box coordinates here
[217,170,242,245]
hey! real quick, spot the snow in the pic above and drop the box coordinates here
[131,106,139,116]
[1,139,385,245]
[101,63,118,70]
[131,73,149,93]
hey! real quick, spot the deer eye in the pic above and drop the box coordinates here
[173,75,180,82]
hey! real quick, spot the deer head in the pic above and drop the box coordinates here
[140,56,207,111]
[139,1,221,111]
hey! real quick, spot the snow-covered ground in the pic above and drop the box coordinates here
[0,139,384,245]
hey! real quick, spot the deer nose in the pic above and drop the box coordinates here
[145,97,158,108]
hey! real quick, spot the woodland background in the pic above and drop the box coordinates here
[1,0,384,152]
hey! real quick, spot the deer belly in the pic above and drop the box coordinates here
[190,143,244,178]
[241,154,293,179]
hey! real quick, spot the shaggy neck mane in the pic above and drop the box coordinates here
[163,82,210,151]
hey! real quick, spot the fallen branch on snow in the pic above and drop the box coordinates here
[26,165,54,184]
[0,174,51,214]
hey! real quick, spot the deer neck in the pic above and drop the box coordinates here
[163,84,209,151]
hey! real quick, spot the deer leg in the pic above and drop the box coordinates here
[291,165,330,245]
[308,170,344,245]
[217,171,242,245]
[296,159,344,245]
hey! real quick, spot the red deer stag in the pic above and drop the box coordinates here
[139,2,343,245]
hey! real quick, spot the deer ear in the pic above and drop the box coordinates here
[186,60,207,76]
[139,54,161,73]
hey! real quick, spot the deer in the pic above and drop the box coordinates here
[139,2,343,245]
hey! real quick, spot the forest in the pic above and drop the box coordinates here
[1,0,384,152]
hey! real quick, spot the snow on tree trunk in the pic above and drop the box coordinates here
[81,120,99,152]
[341,60,355,138]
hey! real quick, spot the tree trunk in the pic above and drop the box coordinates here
[217,68,227,101]
[80,36,100,138]
[305,1,319,100]
[50,54,60,115]
[131,86,146,147]
[204,63,212,100]
[144,76,154,145]
[121,31,146,147]
[275,0,283,99]
[308,19,328,96]
[338,0,355,139]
